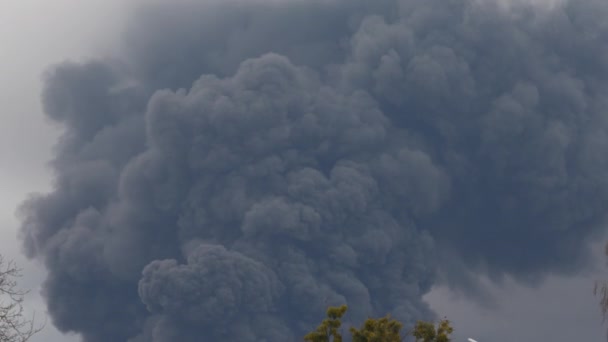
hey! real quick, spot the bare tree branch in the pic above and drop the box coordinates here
[0,255,44,342]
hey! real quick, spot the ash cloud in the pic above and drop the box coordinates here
[18,0,608,340]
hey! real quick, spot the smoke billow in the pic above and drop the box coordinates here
[18,0,608,340]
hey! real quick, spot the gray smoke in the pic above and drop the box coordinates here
[18,0,608,340]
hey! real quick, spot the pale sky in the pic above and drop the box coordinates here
[0,1,134,341]
[0,1,606,341]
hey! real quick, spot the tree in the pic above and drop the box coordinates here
[304,305,348,342]
[0,255,44,342]
[305,305,453,342]
[349,314,404,342]
[410,319,453,342]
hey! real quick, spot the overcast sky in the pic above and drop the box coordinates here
[1,0,607,341]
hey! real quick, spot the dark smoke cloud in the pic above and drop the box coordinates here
[18,0,608,340]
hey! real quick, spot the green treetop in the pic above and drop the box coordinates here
[305,305,453,342]
[304,305,348,342]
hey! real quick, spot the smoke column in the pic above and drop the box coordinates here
[18,0,608,340]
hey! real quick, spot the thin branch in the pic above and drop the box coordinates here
[0,255,44,342]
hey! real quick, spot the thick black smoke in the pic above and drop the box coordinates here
[18,0,608,340]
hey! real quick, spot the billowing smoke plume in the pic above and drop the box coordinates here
[18,0,608,340]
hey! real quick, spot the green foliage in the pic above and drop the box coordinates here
[303,305,348,342]
[411,318,453,342]
[411,320,436,342]
[305,305,454,342]
[349,314,403,342]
